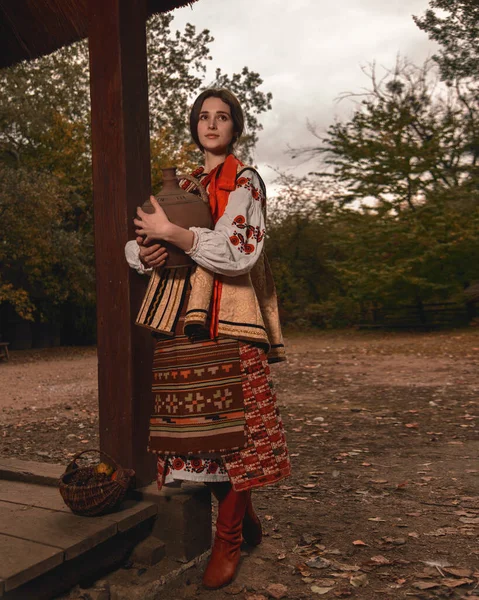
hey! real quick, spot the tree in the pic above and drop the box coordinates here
[0,13,272,331]
[303,59,477,210]
[288,57,479,316]
[0,166,94,322]
[266,174,353,326]
[414,0,479,82]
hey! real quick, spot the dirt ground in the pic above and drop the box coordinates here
[1,329,479,600]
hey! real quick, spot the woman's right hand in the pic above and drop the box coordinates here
[137,236,168,269]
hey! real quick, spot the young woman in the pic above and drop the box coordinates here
[126,89,290,589]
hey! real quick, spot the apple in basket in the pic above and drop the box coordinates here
[95,462,114,477]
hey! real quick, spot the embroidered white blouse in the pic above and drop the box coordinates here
[124,168,266,278]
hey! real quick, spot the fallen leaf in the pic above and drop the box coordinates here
[424,527,458,536]
[277,553,286,561]
[225,584,245,595]
[412,581,440,590]
[315,579,337,586]
[369,555,391,565]
[265,515,274,521]
[350,573,368,588]
[352,539,367,546]
[368,479,388,484]
[265,583,288,599]
[459,517,479,524]
[306,556,331,570]
[299,533,320,546]
[443,567,473,578]
[296,562,312,577]
[245,595,267,600]
[335,563,361,572]
[368,517,386,522]
[408,532,420,538]
[381,536,406,545]
[454,510,477,517]
[311,586,334,595]
[405,422,419,428]
[442,578,473,588]
[333,587,353,597]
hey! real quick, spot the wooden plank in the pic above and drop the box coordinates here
[0,534,63,593]
[0,501,116,560]
[0,480,70,513]
[0,457,64,486]
[87,0,156,486]
[0,481,157,529]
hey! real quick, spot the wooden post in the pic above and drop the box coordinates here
[88,0,155,485]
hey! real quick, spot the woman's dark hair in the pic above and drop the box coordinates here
[189,88,244,154]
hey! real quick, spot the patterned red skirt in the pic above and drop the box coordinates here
[153,341,291,492]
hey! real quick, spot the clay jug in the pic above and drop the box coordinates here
[140,167,212,268]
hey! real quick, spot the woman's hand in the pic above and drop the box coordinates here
[134,196,171,244]
[137,236,168,269]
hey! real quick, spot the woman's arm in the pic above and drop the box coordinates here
[134,198,194,251]
[124,237,168,274]
[187,169,266,277]
[134,169,266,277]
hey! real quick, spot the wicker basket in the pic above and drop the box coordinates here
[59,449,135,517]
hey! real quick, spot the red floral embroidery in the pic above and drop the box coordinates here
[231,214,265,248]
[207,462,219,474]
[236,176,265,205]
[230,233,255,254]
[190,458,205,473]
[172,457,185,470]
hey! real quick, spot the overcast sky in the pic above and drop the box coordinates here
[171,0,438,186]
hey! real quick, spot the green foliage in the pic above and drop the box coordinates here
[316,59,479,210]
[0,14,272,337]
[0,166,94,322]
[413,0,479,82]
[273,53,479,327]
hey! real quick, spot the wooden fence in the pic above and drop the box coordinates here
[359,302,474,330]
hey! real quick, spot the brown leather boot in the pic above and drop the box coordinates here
[242,491,262,546]
[207,484,262,546]
[202,486,248,589]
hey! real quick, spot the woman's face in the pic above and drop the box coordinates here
[197,97,235,155]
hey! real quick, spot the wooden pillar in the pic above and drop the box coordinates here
[88,0,155,485]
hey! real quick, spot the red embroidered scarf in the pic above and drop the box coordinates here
[197,154,244,338]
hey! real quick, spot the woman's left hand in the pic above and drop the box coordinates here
[134,196,171,244]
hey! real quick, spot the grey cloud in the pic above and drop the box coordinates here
[172,0,438,186]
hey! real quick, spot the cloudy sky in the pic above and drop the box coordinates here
[171,0,438,186]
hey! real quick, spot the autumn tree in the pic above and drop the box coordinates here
[0,13,272,336]
[283,57,479,321]
[269,4,479,326]
[413,0,479,82]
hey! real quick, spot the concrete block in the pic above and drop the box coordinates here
[130,537,166,566]
[134,483,212,562]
